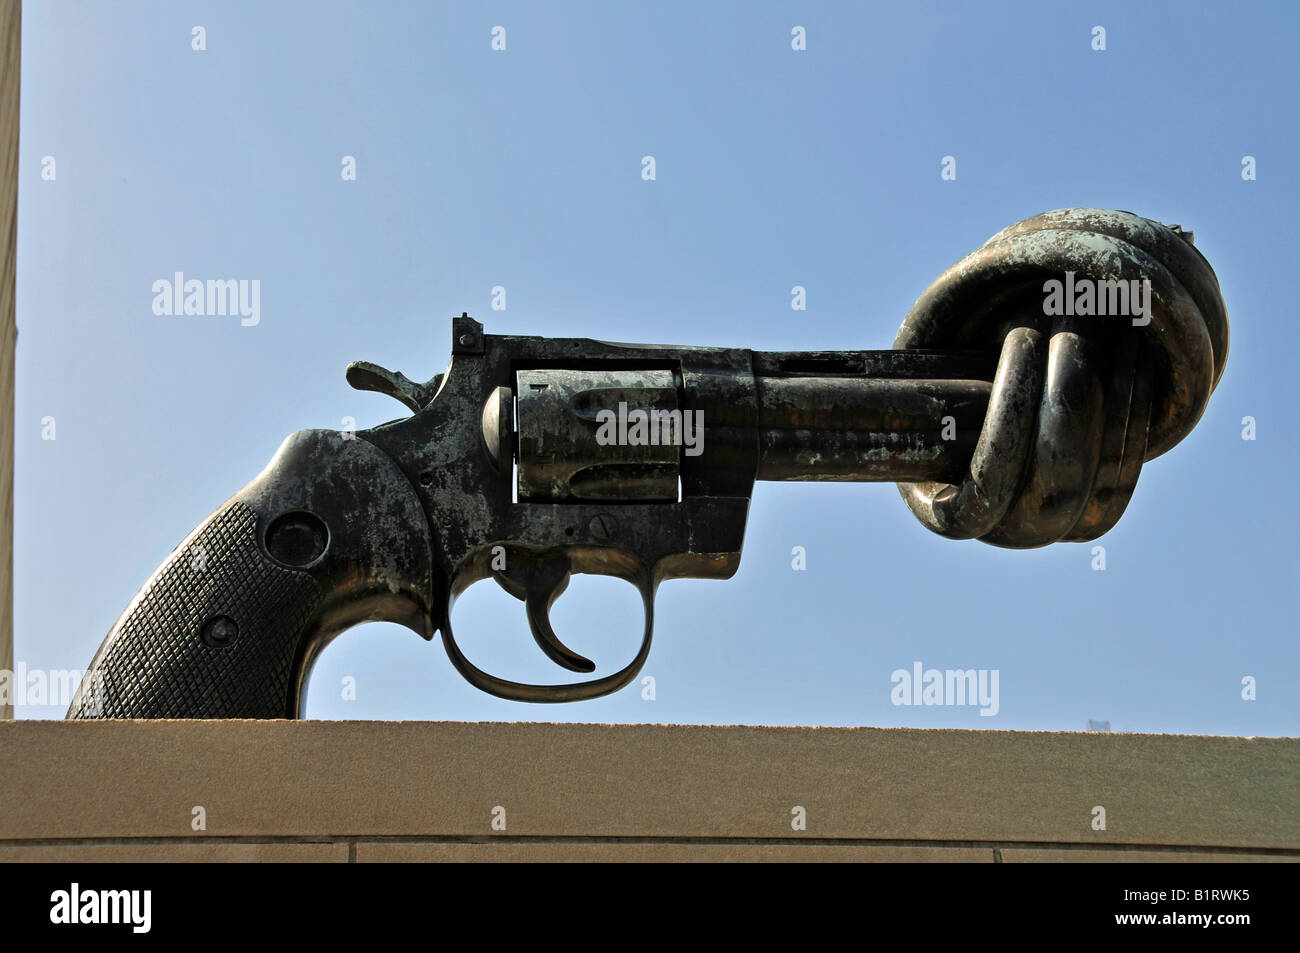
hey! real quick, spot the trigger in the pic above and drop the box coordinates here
[494,555,596,674]
[525,589,596,674]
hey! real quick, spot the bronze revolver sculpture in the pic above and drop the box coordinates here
[68,209,1229,718]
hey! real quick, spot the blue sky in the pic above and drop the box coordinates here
[14,1,1298,733]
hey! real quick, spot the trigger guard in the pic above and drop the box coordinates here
[438,574,655,703]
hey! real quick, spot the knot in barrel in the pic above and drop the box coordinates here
[893,208,1228,548]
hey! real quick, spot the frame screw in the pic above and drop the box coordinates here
[588,514,617,540]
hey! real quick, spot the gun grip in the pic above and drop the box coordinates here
[68,430,435,719]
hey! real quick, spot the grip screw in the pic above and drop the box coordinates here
[201,615,238,648]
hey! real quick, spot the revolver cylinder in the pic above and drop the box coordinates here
[515,368,682,502]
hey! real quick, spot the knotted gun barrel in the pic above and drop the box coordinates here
[68,208,1228,717]
[893,208,1228,547]
[506,208,1227,552]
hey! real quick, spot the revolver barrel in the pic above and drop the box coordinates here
[751,348,995,485]
[754,375,992,484]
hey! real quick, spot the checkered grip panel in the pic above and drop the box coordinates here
[68,502,322,718]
